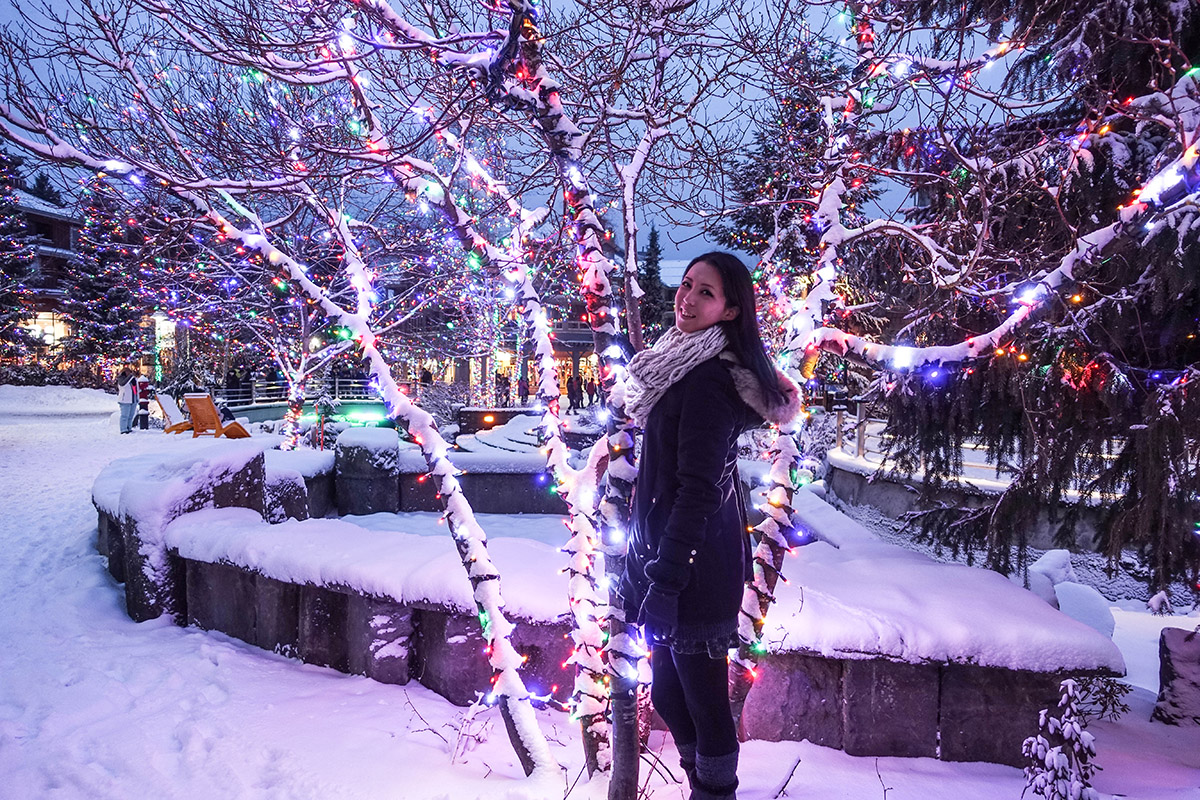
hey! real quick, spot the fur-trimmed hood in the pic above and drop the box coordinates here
[719,353,803,427]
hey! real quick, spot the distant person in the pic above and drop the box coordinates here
[585,377,597,407]
[135,374,152,430]
[517,376,529,406]
[420,368,433,385]
[565,375,580,414]
[115,367,136,434]
[225,368,242,404]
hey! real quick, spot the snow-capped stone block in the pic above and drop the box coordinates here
[824,452,1107,551]
[939,665,1063,767]
[772,491,1126,674]
[266,448,334,519]
[393,445,567,514]
[264,466,310,524]
[346,595,414,686]
[1152,626,1200,726]
[186,559,258,645]
[1054,582,1116,637]
[335,428,399,515]
[411,607,571,707]
[112,443,268,623]
[842,659,939,758]
[740,652,843,748]
[299,584,352,672]
[400,469,567,515]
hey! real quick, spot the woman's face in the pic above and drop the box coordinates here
[675,260,739,334]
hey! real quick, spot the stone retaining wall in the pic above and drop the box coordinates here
[93,438,1108,767]
[96,507,573,707]
[336,432,567,516]
[826,463,1104,551]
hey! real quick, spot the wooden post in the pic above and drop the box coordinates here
[856,401,867,459]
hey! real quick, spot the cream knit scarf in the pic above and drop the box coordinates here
[624,325,728,427]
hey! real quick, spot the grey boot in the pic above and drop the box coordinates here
[691,748,738,800]
[677,741,697,790]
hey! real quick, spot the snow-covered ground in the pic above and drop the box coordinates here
[1,385,1197,799]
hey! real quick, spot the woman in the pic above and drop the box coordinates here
[115,367,136,434]
[620,252,800,800]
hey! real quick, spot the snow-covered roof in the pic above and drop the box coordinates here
[13,187,78,224]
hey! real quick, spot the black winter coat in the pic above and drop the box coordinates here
[620,356,764,640]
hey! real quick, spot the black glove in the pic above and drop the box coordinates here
[640,585,679,645]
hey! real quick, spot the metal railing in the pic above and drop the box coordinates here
[218,376,378,406]
[836,405,1016,476]
[833,404,1118,497]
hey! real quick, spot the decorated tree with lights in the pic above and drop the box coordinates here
[715,33,873,269]
[0,0,624,778]
[738,0,1200,594]
[537,0,764,357]
[0,148,35,358]
[60,176,149,363]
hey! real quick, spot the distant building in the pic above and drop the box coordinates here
[15,188,80,347]
[660,258,689,287]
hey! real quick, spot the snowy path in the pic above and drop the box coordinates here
[0,387,1197,799]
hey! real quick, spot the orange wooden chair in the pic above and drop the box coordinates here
[183,393,251,439]
[156,394,194,435]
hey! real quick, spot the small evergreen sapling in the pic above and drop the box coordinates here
[1022,679,1100,800]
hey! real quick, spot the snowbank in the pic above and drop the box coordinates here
[264,447,335,478]
[768,492,1126,673]
[92,437,281,518]
[164,507,570,622]
[0,384,116,416]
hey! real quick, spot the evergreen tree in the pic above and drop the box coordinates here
[0,149,35,358]
[637,224,668,341]
[61,177,148,362]
[25,173,63,206]
[713,37,876,271]
[867,0,1200,592]
[912,0,1198,103]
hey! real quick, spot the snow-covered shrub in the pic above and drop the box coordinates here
[1073,676,1131,722]
[1148,590,1174,615]
[797,407,837,476]
[308,391,341,449]
[1022,679,1100,800]
[0,361,107,388]
[413,381,471,428]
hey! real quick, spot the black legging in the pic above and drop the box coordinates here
[650,645,738,758]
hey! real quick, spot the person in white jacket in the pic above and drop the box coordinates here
[116,368,136,434]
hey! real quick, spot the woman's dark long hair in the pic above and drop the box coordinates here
[683,251,786,406]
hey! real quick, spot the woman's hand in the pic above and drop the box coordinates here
[640,585,679,644]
